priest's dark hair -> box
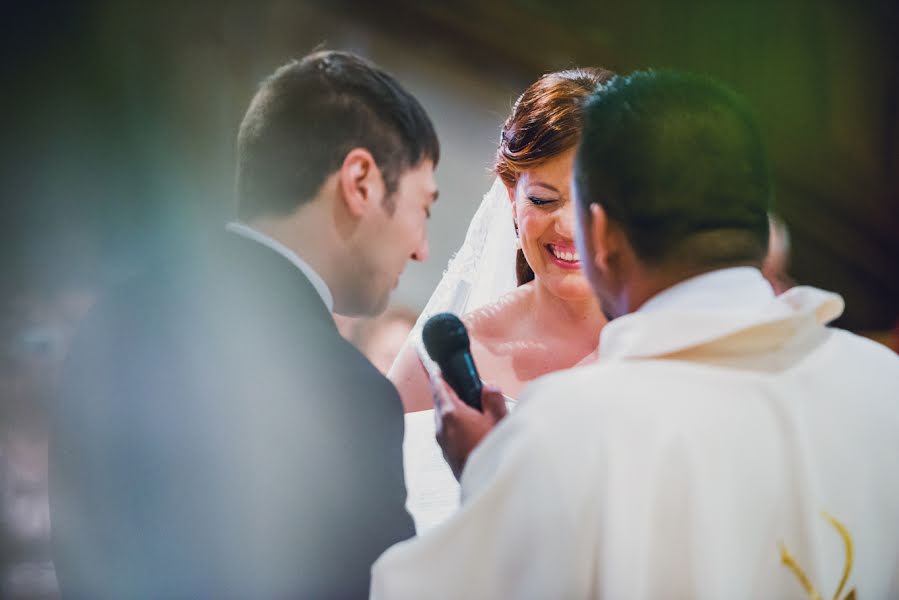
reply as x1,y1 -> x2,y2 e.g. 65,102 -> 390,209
575,70 -> 771,270
236,50 -> 440,220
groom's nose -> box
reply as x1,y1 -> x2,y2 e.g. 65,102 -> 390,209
411,236 -> 429,262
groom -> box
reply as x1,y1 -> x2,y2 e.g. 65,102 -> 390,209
372,71 -> 899,598
50,51 -> 438,598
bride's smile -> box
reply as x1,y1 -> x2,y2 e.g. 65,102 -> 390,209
391,66 -> 614,417
546,243 -> 580,267
511,148 -> 594,300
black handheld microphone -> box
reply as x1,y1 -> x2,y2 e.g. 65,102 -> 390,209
422,313 -> 483,411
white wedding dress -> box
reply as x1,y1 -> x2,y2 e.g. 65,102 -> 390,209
390,178 -> 520,533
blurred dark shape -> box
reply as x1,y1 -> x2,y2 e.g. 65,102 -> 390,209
857,319 -> 899,354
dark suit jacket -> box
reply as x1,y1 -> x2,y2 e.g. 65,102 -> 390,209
49,232 -> 415,599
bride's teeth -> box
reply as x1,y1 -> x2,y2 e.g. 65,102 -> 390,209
551,246 -> 579,262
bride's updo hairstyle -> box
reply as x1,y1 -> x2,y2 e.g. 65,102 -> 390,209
496,67 -> 615,285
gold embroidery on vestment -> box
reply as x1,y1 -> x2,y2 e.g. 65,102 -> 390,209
779,511 -> 857,600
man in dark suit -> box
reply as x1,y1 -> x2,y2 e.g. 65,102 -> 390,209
49,50 -> 439,599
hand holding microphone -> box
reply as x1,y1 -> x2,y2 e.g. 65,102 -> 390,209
422,313 -> 508,479
423,313 -> 484,411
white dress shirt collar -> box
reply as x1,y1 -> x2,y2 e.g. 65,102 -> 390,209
225,222 -> 334,312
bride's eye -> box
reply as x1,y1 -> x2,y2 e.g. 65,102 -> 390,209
527,196 -> 556,206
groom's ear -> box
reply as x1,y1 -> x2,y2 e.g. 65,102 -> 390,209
338,148 -> 386,218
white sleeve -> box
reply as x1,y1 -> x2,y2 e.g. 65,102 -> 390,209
371,407 -> 593,599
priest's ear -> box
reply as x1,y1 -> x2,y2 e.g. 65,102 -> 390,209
587,202 -> 620,272
338,148 -> 386,217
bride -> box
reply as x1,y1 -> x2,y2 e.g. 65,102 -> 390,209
390,67 -> 615,531
391,66 -> 614,410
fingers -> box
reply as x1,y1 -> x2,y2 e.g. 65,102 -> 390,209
433,378 -> 456,418
434,383 -> 509,482
481,385 -> 508,422
440,378 -> 485,416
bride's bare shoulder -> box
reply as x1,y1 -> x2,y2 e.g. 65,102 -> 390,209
463,283 -> 535,344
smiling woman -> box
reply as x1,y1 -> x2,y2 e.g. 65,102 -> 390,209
510,148 -> 593,300
388,67 -> 615,532
389,67 -> 614,415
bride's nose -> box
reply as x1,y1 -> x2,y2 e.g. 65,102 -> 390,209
555,202 -> 575,237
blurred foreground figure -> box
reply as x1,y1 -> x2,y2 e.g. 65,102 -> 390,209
50,50 -> 439,599
372,71 -> 899,599
1,285 -> 94,600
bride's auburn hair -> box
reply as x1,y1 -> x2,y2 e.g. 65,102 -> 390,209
496,67 -> 615,285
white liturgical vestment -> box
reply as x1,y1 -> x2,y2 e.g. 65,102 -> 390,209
372,268 -> 899,599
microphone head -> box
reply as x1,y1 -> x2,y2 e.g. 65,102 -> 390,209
422,313 -> 470,365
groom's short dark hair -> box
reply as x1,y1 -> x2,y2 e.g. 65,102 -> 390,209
575,70 -> 771,269
236,50 -> 440,221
